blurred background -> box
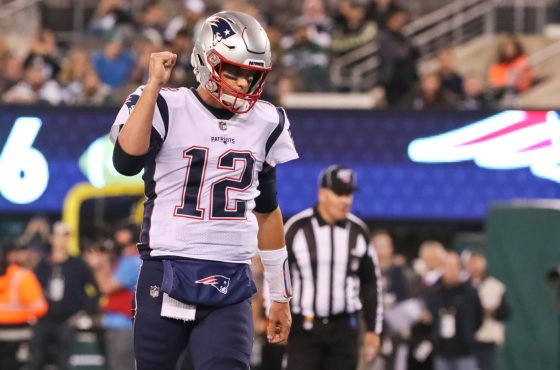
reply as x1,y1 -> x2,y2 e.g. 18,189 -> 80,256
1,0 -> 560,369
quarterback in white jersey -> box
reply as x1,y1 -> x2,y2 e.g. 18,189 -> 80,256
111,11 -> 297,370
110,86 -> 297,263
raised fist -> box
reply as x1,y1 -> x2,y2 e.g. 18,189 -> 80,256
147,51 -> 177,87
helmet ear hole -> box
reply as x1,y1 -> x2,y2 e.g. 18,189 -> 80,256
197,53 -> 204,66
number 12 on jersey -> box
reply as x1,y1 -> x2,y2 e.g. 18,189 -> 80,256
174,146 -> 256,220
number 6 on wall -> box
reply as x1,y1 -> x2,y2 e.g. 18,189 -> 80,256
0,117 -> 49,204
174,147 -> 256,220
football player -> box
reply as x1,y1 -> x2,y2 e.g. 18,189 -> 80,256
109,11 -> 298,370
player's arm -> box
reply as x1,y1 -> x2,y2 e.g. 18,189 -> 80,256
253,166 -> 292,344
254,207 -> 292,345
117,52 -> 176,156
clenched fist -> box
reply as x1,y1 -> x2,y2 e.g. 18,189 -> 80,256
147,51 -> 177,88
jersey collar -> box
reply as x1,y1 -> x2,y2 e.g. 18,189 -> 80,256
313,206 -> 347,228
190,88 -> 235,120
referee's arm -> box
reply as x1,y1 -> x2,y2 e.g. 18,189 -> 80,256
357,247 -> 383,334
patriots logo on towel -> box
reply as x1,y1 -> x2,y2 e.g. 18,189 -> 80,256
195,275 -> 230,294
208,17 -> 236,42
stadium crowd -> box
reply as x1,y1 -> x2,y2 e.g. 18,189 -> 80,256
0,216 -> 510,370
0,0 -> 533,109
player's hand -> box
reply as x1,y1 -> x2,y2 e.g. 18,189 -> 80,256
267,301 -> 291,344
362,332 -> 380,362
147,51 -> 177,88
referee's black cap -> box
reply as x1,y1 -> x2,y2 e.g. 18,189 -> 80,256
319,165 -> 359,196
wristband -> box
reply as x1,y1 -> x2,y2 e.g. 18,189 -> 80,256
258,247 -> 292,302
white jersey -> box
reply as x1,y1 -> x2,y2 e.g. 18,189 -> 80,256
110,86 -> 298,263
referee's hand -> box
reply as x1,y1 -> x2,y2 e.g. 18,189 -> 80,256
267,301 -> 292,344
362,332 -> 381,362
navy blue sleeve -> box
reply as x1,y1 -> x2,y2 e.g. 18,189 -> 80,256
254,165 -> 278,213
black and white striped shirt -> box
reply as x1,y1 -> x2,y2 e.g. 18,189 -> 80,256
285,207 -> 383,334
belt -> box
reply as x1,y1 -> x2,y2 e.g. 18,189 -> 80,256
294,312 -> 353,325
315,313 -> 353,324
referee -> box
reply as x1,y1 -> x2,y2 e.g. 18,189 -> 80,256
285,165 -> 383,370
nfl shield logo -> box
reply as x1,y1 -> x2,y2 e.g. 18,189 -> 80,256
337,169 -> 353,184
219,121 -> 228,131
150,285 -> 160,298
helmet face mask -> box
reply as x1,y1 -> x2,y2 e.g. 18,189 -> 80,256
206,50 -> 269,113
191,11 -> 272,113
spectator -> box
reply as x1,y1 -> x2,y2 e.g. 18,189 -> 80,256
331,0 -> 379,92
138,1 -> 167,46
164,0 -> 206,43
89,0 -> 135,39
2,64 -> 63,105
466,251 -> 510,370
488,35 -> 533,98
23,29 -> 63,81
378,8 -> 418,106
262,24 -> 286,104
0,37 -> 9,58
366,0 -> 402,29
393,252 -> 420,297
416,241 -> 446,288
166,28 -> 197,88
130,37 -> 161,86
0,37 -> 13,71
276,69 -> 299,105
0,242 -> 48,370
403,72 -> 456,110
92,37 -> 135,88
363,230 -> 410,370
15,216 -> 51,253
63,69 -> 114,106
84,223 -> 141,370
29,222 -> 98,370
437,46 -> 463,97
221,0 -> 263,23
6,243 -> 33,270
12,217 -> 50,272
0,55 -> 23,96
301,0 -> 332,48
425,252 -> 482,370
407,240 -> 446,370
136,0 -> 167,47
282,17 -> 330,92
457,72 -> 496,110
58,48 -> 93,87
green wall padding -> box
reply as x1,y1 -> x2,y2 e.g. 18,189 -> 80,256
486,204 -> 560,370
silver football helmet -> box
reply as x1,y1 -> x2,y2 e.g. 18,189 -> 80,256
191,11 -> 272,113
